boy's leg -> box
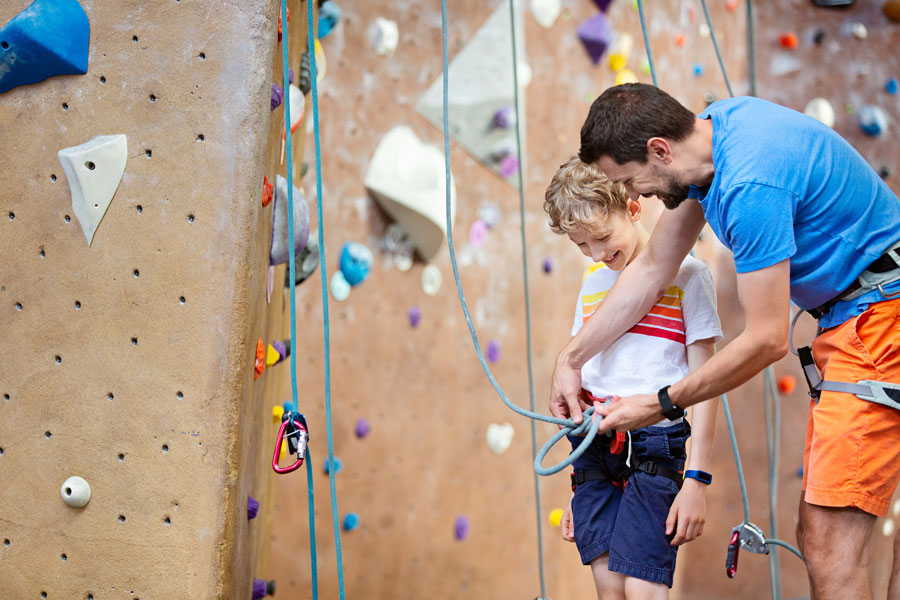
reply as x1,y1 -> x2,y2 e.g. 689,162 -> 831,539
623,576 -> 668,600
589,554 -> 626,600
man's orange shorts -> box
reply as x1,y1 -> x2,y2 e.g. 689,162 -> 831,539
803,297 -> 900,517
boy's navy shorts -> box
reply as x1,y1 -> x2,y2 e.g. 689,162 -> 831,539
567,420 -> 690,588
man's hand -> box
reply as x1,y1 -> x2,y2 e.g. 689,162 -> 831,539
666,478 -> 708,546
549,353 -> 587,425
594,393 -> 662,434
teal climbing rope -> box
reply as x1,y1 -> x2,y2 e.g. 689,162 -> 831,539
303,0 -> 347,596
280,0 -> 319,596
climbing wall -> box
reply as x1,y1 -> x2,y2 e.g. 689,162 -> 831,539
0,0 -> 313,598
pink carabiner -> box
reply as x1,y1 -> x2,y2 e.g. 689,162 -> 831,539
272,417 -> 308,474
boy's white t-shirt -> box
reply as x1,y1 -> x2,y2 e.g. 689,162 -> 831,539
572,254 -> 723,425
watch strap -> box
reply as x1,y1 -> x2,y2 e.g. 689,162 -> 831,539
657,385 -> 685,421
684,469 -> 713,485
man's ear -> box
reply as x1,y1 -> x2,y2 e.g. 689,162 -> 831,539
646,137 -> 673,164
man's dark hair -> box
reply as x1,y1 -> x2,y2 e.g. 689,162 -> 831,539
579,83 -> 697,165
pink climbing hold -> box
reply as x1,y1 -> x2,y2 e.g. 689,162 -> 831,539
499,155 -> 519,178
454,515 -> 470,540
271,84 -> 284,111
469,219 -> 488,248
247,496 -> 259,520
487,340 -> 501,363
409,306 -> 421,328
355,418 -> 371,438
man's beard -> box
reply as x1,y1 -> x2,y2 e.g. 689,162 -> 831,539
651,167 -> 691,210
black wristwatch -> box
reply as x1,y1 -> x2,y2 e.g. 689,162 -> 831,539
657,385 -> 686,421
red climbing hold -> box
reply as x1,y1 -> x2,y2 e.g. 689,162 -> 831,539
262,175 -> 274,208
278,8 -> 290,42
777,375 -> 796,395
254,338 -> 266,380
779,32 -> 798,49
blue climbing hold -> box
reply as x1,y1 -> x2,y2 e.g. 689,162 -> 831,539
0,0 -> 90,94
318,2 -> 341,39
339,242 -> 373,286
323,457 -> 343,475
692,63 -> 703,77
886,78 -> 899,95
858,104 -> 888,136
342,513 -> 360,531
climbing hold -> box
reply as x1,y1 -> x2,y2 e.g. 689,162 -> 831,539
277,7 -> 289,42
491,105 -> 517,129
692,63 -> 703,77
796,465 -> 803,478
478,203 -> 501,228
641,59 -> 651,75
530,0 -> 561,28
725,0 -> 740,10
421,264 -> 442,296
776,375 -> 796,395
262,175 -> 274,207
454,516 -> 470,540
60,476 -> 91,508
486,340 -> 501,363
272,405 -> 285,425
408,306 -> 422,328
339,242 -> 374,286
330,271 -> 351,301
486,422 -> 515,455
265,344 -> 281,367
698,23 -> 710,39
285,232 -> 320,288
248,496 -> 259,520
469,220 -> 489,248
314,39 -> 327,83
371,17 -> 398,56
58,134 -> 127,246
674,33 -> 686,48
323,457 -> 343,475
803,97 -> 835,128
880,166 -> 891,180
0,0 -> 90,94
607,33 -> 633,72
254,338 -> 265,380
283,402 -> 295,413
884,518 -> 896,537
364,126 -> 457,261
499,154 -> 520,178
272,339 -> 290,364
850,22 -> 868,40
885,0 -> 900,22
813,29 -> 826,45
297,52 -> 312,96
355,418 -> 371,438
269,175 -> 310,266
286,85 -> 305,134
548,508 -> 564,527
542,257 -> 553,274
779,32 -> 798,49
593,0 -> 613,11
886,78 -> 899,95
615,69 -> 638,86
577,13 -> 613,65
342,513 -> 360,532
270,84 -> 283,111
858,105 -> 888,136
318,1 -> 341,38
252,579 -> 276,599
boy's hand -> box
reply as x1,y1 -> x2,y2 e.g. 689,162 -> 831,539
549,353 -> 588,426
562,497 -> 575,542
665,478 -> 707,546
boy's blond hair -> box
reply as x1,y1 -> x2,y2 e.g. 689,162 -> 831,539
543,156 -> 629,234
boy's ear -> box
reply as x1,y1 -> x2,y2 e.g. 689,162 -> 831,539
646,137 -> 673,164
627,198 -> 642,222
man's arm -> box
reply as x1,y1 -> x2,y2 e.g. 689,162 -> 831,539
550,199 -> 707,423
594,258 -> 792,432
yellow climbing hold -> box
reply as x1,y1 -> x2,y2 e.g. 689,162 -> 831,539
266,344 -> 282,366
272,405 -> 285,425
548,508 -> 564,527
615,69 -> 638,86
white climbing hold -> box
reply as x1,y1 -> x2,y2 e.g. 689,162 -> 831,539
883,518 -> 895,537
371,18 -> 399,56
699,23 -> 710,39
288,84 -> 305,133
892,499 -> 900,516
486,422 -> 515,455
58,134 -> 127,246
364,126 -> 457,261
850,22 -> 868,40
330,270 -> 351,301
530,0 -> 561,28
421,264 -> 442,296
61,476 -> 91,508
803,97 -> 835,128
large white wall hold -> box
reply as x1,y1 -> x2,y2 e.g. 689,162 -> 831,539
486,422 -> 515,455
60,476 -> 91,508
530,0 -> 561,28
371,18 -> 399,56
803,97 -> 835,128
364,126 -> 456,261
58,134 -> 127,246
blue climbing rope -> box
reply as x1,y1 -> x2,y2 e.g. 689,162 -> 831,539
439,1 -> 603,481
303,0 -> 347,596
280,0 -> 319,596
505,0 -> 546,596
636,0 -> 658,87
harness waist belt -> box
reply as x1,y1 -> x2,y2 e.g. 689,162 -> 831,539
808,241 -> 900,320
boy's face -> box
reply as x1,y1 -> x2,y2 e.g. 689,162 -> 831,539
567,200 -> 643,271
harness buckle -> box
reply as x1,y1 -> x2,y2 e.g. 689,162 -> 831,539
641,461 -> 659,476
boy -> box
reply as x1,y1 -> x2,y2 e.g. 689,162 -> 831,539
544,157 -> 722,598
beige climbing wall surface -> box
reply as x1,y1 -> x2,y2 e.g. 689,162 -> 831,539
0,0 -> 313,598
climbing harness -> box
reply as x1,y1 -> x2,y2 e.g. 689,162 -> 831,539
272,412 -> 309,474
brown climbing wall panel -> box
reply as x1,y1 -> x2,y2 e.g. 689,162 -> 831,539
0,1 -> 312,598
267,1 -> 899,599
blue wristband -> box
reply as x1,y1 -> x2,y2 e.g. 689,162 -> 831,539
683,470 -> 712,485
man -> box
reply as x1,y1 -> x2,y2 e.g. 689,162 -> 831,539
549,83 -> 900,599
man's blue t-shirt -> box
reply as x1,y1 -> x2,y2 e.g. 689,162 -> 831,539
692,97 -> 900,328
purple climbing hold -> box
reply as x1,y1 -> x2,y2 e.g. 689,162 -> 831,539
487,340 -> 501,363
289,68 -> 295,85
491,105 -> 516,129
454,515 -> 470,540
577,13 -> 614,65
247,496 -> 259,520
272,339 -> 290,364
355,418 -> 371,438
409,306 -> 421,328
271,83 -> 284,111
499,155 -> 519,179
593,0 -> 614,12
252,579 -> 275,599
542,257 -> 553,274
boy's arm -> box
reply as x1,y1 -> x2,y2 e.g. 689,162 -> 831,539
666,338 -> 718,546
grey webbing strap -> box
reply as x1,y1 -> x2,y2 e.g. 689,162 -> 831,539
799,344 -> 900,409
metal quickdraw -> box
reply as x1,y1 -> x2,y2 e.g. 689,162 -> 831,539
272,412 -> 309,474
725,522 -> 768,578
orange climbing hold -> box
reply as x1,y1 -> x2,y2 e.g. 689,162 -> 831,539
779,32 -> 798,49
777,375 -> 796,395
262,175 -> 274,207
278,8 -> 290,42
726,0 -> 740,11
674,33 -> 686,48
254,338 -> 266,380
